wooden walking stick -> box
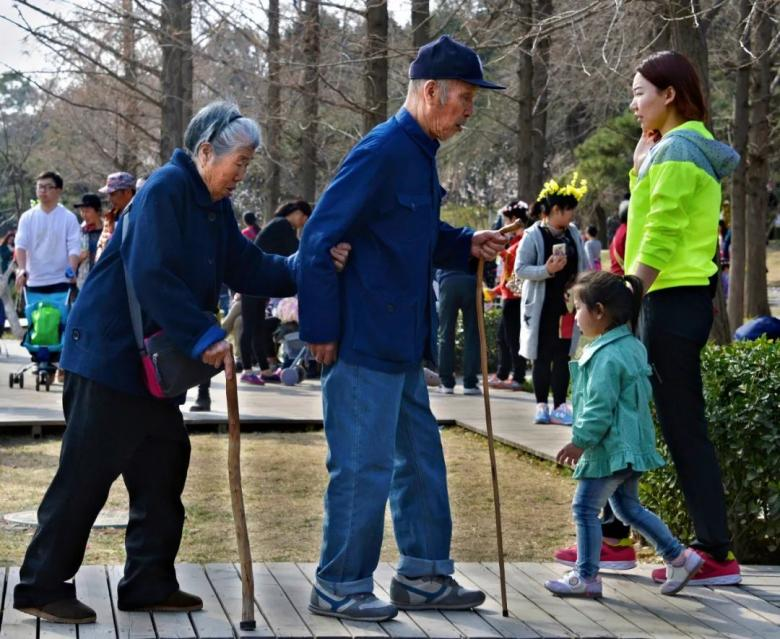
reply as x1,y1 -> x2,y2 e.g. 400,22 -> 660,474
475,219 -> 523,617
226,348 -> 256,630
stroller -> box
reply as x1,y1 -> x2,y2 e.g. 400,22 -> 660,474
271,297 -> 314,385
9,287 -> 71,391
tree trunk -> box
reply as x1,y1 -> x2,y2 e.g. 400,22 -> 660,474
159,0 -> 193,163
664,0 -> 710,115
363,0 -> 388,134
530,0 -> 550,196
745,0 -> 773,317
266,0 -> 282,217
515,0 -> 533,202
411,0 -> 429,49
300,0 -> 320,203
728,0 -> 751,330
120,0 -> 140,174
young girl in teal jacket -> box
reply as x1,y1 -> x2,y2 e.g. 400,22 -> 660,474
544,271 -> 703,598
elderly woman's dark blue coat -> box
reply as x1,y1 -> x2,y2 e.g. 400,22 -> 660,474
60,149 -> 296,397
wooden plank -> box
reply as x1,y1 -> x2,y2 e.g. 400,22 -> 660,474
373,563 -> 461,639
452,565 -> 539,639
677,586 -> 780,639
711,585 -> 780,627
107,566 -> 156,639
742,586 -> 780,601
600,571 -> 728,639
174,564 -> 233,639
203,564 -> 273,638
251,564 -> 311,638
489,562 -> 607,638
0,567 -> 39,639
291,564 -> 384,639
150,611 -> 196,639
528,563 -> 645,639
266,563 -> 349,638
457,563 -> 566,639
630,564 -> 767,639
75,565 -> 117,639
741,565 -> 780,575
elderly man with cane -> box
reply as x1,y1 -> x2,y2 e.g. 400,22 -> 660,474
298,35 -> 507,622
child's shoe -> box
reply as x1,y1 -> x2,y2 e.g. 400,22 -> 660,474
652,549 -> 741,586
549,404 -> 573,425
544,571 -> 602,598
534,403 -> 550,424
240,372 -> 265,386
661,548 -> 705,595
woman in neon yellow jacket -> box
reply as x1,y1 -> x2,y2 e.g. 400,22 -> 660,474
628,52 -> 740,585
552,51 -> 743,586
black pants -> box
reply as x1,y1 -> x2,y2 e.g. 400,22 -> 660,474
240,296 -> 269,370
533,309 -> 571,406
14,373 -> 190,608
601,287 -> 732,559
496,298 -> 527,381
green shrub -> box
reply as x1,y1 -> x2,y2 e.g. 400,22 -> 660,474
640,337 -> 780,563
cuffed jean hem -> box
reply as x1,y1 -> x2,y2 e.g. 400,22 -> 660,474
316,574 -> 375,596
397,554 -> 454,578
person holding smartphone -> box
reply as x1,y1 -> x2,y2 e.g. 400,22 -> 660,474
515,176 -> 590,425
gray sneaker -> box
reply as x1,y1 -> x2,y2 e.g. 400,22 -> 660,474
390,574 -> 486,610
309,584 -> 397,621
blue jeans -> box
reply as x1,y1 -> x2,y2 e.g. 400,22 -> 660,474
573,469 -> 683,578
317,359 -> 454,595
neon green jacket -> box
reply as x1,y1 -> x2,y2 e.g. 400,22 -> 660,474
625,121 -> 739,293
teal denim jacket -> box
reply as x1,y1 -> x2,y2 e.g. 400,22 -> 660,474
569,324 -> 665,479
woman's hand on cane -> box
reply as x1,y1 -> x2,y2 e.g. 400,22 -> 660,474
202,339 -> 235,380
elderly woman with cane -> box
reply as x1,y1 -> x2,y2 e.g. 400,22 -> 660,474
13,101 -> 349,624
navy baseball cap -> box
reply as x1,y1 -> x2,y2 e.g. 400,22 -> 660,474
409,35 -> 505,90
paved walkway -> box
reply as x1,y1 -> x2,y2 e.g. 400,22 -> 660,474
0,338 -> 570,462
1,562 -> 778,639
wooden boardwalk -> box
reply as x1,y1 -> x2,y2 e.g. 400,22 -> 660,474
1,563 -> 778,639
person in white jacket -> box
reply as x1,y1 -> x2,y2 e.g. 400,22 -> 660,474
514,176 -> 589,425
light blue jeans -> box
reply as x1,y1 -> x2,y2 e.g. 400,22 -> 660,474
573,468 -> 683,578
316,359 -> 454,595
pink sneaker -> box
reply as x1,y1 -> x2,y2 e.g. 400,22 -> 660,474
661,548 -> 705,595
240,372 -> 265,386
554,540 -> 637,570
652,550 -> 741,586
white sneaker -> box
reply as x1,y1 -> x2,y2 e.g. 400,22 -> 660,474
437,385 -> 454,395
462,386 -> 481,396
661,548 -> 705,595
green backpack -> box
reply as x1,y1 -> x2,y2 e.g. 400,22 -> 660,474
30,303 -> 62,346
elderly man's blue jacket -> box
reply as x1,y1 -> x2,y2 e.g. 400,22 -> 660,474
297,108 -> 474,373
60,149 -> 297,397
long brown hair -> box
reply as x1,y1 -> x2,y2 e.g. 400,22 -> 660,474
636,51 -> 707,123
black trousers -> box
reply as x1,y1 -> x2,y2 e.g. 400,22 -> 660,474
533,309 -> 571,406
239,296 -> 269,370
496,298 -> 527,381
601,287 -> 732,559
14,373 -> 190,608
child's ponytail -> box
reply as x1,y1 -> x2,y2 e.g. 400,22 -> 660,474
623,274 -> 644,334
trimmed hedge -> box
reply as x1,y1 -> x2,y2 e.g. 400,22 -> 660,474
639,337 -> 780,563
453,306 -> 502,372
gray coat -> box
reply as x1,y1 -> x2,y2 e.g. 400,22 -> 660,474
513,221 -> 589,360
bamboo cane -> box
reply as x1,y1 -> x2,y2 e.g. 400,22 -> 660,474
475,219 -> 522,617
226,349 -> 256,630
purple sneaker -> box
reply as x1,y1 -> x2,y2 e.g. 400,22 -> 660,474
240,372 -> 265,386
544,571 -> 602,598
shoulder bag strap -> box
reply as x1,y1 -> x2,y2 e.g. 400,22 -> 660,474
120,203 -> 145,354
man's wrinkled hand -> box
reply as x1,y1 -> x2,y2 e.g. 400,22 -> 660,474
202,339 -> 234,380
330,243 -> 352,273
471,230 -> 507,261
309,342 -> 338,366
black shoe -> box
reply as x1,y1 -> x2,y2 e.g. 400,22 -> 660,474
16,598 -> 97,624
119,589 -> 203,612
235,359 -> 244,373
189,389 -> 211,412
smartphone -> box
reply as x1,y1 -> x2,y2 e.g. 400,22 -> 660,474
552,243 -> 566,257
